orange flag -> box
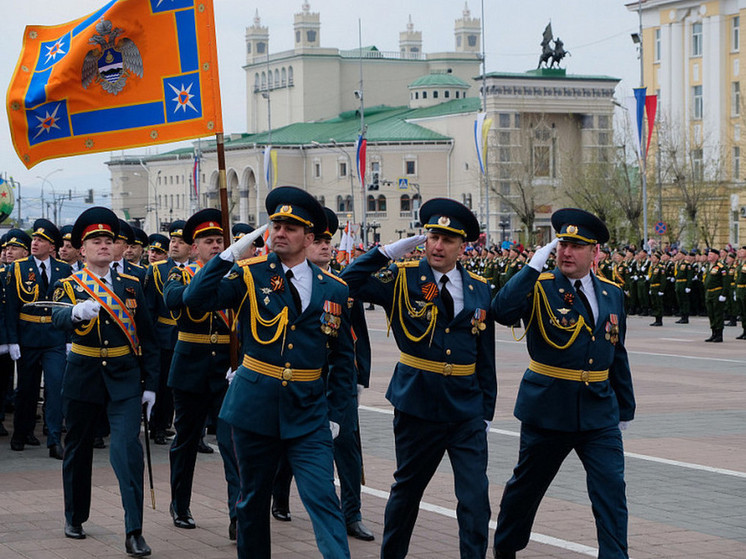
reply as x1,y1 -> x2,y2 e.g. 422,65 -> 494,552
6,0 -> 223,169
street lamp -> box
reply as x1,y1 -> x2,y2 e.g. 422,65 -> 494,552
37,168 -> 62,220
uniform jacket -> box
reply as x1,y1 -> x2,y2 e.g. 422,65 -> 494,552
163,261 -> 231,394
333,268 -> 371,388
5,256 -> 72,347
51,269 -> 159,403
182,252 -> 356,439
143,258 -> 179,349
493,265 -> 635,432
124,260 -> 146,282
341,249 -> 497,423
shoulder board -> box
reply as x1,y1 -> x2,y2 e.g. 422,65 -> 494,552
321,268 -> 347,285
129,262 -> 144,269
539,272 -> 554,280
153,259 -> 169,266
598,275 -> 622,288
238,254 -> 269,267
14,256 -> 29,263
60,276 -> 75,283
395,260 -> 420,268
118,272 -> 140,282
468,271 -> 487,283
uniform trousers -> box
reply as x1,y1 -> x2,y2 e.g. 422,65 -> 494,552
62,395 -> 144,534
382,411 -> 490,559
494,423 -> 628,559
170,387 -> 238,519
12,345 -> 65,447
150,348 -> 174,435
231,423 -> 350,559
705,297 -> 725,331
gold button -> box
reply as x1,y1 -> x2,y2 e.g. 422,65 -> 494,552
318,274 -> 323,280
445,328 -> 450,333
442,363 -> 453,376
420,275 -> 426,281
210,333 -> 219,343
104,340 -> 109,346
101,361 -> 107,366
588,358 -> 594,364
282,368 -> 293,381
100,348 -> 108,358
270,263 -> 276,269
211,351 -> 216,356
282,381 -> 288,386
290,325 -> 296,331
446,349 -> 451,355
287,343 -> 293,350
105,320 -> 110,325
285,362 -> 291,367
591,336 -> 595,341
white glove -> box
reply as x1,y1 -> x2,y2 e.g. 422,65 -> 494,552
484,420 -> 491,433
357,384 -> 364,399
65,343 -> 72,355
632,275 -> 638,281
657,292 -> 664,297
618,421 -> 630,431
0,344 -> 8,356
226,368 -> 236,385
142,390 -> 156,421
685,288 -> 691,293
718,295 -> 726,302
528,238 -> 559,272
9,344 -> 21,361
72,299 -> 101,322
381,234 -> 427,261
329,421 -> 340,439
221,224 -> 268,262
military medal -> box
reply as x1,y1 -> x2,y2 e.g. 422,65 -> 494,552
270,275 -> 284,292
28,272 -> 36,283
421,282 -> 438,301
471,308 -> 487,334
320,300 -> 341,336
609,314 -> 619,344
563,292 -> 575,305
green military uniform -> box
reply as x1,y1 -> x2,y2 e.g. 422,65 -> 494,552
703,255 -> 728,342
674,256 -> 693,323
648,256 -> 665,326
735,256 -> 746,339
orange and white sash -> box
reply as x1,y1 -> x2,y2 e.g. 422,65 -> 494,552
70,269 -> 139,352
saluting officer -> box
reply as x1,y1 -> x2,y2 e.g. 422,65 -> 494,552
6,219 -> 71,458
341,198 -> 497,559
162,209 -> 241,540
182,187 -> 355,559
51,207 -> 158,557
491,208 -> 635,559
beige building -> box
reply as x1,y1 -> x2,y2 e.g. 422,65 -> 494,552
632,0 -> 746,247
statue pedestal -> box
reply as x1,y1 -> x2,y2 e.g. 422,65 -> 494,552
526,68 -> 567,77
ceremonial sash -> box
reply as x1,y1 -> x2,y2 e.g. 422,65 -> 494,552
70,269 -> 139,353
183,262 -> 231,329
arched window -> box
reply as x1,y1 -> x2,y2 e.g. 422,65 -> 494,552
288,66 -> 294,85
274,69 -> 280,86
377,194 -> 387,212
254,73 -> 260,91
261,72 -> 266,90
337,195 -> 344,212
281,67 -> 287,86
412,193 -> 421,212
367,195 -> 376,212
268,70 -> 273,89
345,195 -> 353,211
400,194 -> 410,212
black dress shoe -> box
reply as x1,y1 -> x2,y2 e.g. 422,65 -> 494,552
49,443 -> 64,460
93,437 -> 106,449
346,520 -> 375,541
229,517 -> 237,541
494,550 -> 516,559
10,439 -> 24,451
64,521 -> 86,539
153,432 -> 167,445
164,429 -> 175,437
271,498 -> 291,522
125,532 -> 151,557
25,434 -> 41,446
169,502 -> 196,529
197,439 -> 214,454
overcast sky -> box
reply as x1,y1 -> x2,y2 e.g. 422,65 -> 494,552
0,0 -> 642,224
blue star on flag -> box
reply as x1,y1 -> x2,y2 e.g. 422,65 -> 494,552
168,82 -> 197,114
163,73 -> 203,123
44,38 -> 66,64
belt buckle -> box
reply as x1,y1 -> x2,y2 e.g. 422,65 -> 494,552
581,370 -> 590,385
442,363 -> 453,376
210,333 -> 219,344
100,348 -> 109,358
282,368 -> 293,381
40,316 -> 49,323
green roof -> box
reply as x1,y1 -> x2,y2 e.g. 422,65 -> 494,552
409,73 -> 470,89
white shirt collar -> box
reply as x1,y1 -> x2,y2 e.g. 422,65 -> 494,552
34,256 -> 51,269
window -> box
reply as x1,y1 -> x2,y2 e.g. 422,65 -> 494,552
733,82 -> 741,116
367,195 -> 376,212
316,195 -> 325,206
455,91 -> 460,98
692,22 -> 702,56
499,113 -> 511,128
692,85 -> 703,119
307,30 -> 317,43
288,66 -> 294,85
415,92 -> 419,99
281,68 -> 287,86
692,148 -> 704,181
257,41 -> 266,54
599,132 -> 610,146
462,193 -> 472,209
734,146 -> 741,179
499,131 -> 510,145
371,161 -> 381,190
247,42 -> 252,54
533,145 -> 551,177
268,71 -> 273,89
336,195 -> 345,212
377,195 -> 387,213
444,90 -> 450,98
261,72 -> 266,90
598,115 -> 610,129
499,147 -> 510,162
274,69 -> 279,86
405,160 -> 416,175
733,16 -> 740,52
254,73 -> 259,90
422,91 -> 427,99
314,162 -> 321,178
339,161 -> 347,178
654,28 -> 661,62
400,194 -> 411,212
433,90 -> 438,99
295,30 -> 301,43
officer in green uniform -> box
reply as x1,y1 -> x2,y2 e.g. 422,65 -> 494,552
735,246 -> 746,339
491,208 -> 635,559
703,248 -> 728,342
674,251 -> 694,324
52,207 -> 158,557
648,251 -> 665,326
182,186 -> 355,559
634,250 -> 650,315
724,251 -> 738,326
341,198 -> 496,559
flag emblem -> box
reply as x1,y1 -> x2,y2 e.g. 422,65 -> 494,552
82,19 -> 143,95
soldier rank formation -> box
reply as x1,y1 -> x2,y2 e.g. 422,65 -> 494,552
0,196 -> 742,559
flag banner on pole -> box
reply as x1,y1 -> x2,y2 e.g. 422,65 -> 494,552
7,0 -> 223,169
474,112 -> 493,174
623,95 -> 641,158
192,155 -> 200,198
355,135 -> 366,185
0,176 -> 15,223
644,94 -> 657,160
263,145 -> 277,189
632,88 -> 647,159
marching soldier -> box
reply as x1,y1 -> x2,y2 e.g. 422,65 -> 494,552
59,225 -> 85,271
648,251 -> 665,326
703,248 -> 729,342
182,186 -> 355,558
6,219 -> 71,458
126,227 -> 149,267
52,207 -> 158,557
341,198 -> 497,559
112,219 -> 146,282
491,208 -> 635,559
735,246 -> 746,340
146,234 -> 169,265
162,209 -> 241,539
634,250 -> 650,316
674,251 -> 694,324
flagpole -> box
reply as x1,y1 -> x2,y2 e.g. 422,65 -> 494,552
480,0 -> 490,247
638,0 -> 648,250
216,132 -> 239,372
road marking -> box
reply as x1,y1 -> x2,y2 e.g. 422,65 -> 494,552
359,405 -> 746,479
659,337 -> 693,342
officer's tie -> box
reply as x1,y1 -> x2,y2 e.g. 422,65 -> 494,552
574,279 -> 595,329
112,262 -> 119,274
39,262 -> 49,295
285,270 -> 303,314
440,275 -> 454,322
